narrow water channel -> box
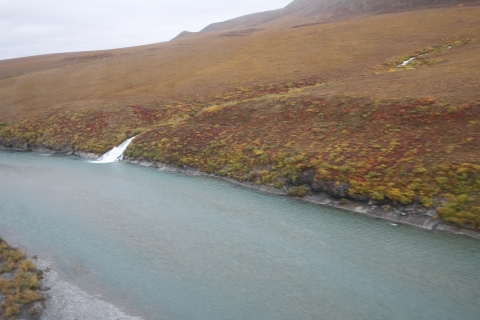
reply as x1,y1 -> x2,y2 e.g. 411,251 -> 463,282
0,151 -> 479,320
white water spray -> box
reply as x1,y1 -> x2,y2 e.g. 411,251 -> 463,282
397,57 -> 415,67
90,137 -> 135,164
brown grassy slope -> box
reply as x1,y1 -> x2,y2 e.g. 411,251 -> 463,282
310,38 -> 480,103
200,0 -> 479,32
1,5 -> 479,122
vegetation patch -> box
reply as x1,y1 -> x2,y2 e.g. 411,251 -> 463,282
378,38 -> 475,73
287,185 -> 311,197
0,238 -> 44,319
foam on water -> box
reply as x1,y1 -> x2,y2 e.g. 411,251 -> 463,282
91,137 -> 135,164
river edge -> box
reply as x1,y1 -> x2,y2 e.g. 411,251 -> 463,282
122,157 -> 480,240
1,144 -> 480,240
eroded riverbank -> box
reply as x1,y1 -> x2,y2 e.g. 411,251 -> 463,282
125,157 -> 480,240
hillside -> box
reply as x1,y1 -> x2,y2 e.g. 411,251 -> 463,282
1,0 -> 479,232
199,0 -> 480,32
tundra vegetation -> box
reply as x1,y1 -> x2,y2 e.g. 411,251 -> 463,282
0,238 -> 44,319
0,1 -> 479,232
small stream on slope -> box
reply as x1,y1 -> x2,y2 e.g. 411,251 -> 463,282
0,150 -> 480,320
90,136 -> 135,164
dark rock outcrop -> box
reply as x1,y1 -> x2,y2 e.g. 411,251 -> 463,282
311,180 -> 350,199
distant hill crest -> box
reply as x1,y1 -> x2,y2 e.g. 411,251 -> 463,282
198,0 -> 479,34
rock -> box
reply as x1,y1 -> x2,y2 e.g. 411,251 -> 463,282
425,210 -> 436,217
74,151 -> 99,159
291,169 -> 316,186
13,142 -> 29,151
311,180 -> 350,198
0,272 -> 14,281
0,142 -> 13,150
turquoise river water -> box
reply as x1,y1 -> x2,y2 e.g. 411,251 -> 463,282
0,151 -> 479,320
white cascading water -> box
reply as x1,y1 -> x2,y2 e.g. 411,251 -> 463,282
398,57 -> 415,67
90,137 -> 135,164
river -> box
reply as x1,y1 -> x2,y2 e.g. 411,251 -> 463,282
0,151 -> 479,320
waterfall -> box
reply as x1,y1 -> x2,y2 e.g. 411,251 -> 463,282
90,137 -> 135,164
397,57 -> 415,67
